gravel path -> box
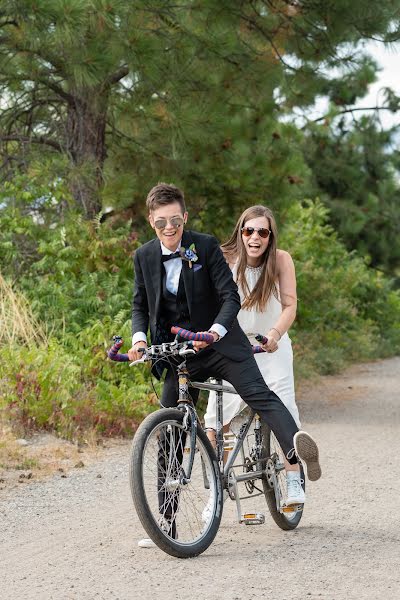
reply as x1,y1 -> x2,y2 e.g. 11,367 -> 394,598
1,357 -> 399,600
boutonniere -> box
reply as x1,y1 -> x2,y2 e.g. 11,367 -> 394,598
179,243 -> 198,269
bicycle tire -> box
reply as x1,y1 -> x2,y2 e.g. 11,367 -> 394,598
130,408 -> 223,558
259,423 -> 304,530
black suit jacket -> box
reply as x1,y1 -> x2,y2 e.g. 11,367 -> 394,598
131,229 -> 252,363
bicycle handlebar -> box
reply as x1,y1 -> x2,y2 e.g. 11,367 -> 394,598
107,327 -> 267,363
170,326 -> 215,344
172,327 -> 267,352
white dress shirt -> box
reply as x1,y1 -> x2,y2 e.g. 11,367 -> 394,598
132,240 -> 227,346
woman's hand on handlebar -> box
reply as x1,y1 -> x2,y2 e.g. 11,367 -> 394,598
128,341 -> 148,362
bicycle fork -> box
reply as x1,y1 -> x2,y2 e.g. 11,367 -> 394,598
176,365 -> 198,484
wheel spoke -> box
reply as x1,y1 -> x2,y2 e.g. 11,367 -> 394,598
136,418 -> 219,546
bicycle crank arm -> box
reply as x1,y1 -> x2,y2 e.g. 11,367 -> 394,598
234,470 -> 264,483
228,471 -> 266,526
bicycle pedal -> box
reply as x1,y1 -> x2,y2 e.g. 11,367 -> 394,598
223,432 -> 236,451
282,504 -> 303,513
240,512 -> 265,525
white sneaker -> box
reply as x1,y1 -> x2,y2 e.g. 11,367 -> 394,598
285,472 -> 305,505
138,517 -> 176,548
138,537 -> 156,548
293,431 -> 322,481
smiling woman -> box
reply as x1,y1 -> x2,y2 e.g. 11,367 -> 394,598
204,204 -> 305,507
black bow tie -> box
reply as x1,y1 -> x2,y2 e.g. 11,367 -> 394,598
162,251 -> 181,263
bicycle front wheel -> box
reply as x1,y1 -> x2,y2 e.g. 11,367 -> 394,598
260,423 -> 304,530
130,408 -> 223,558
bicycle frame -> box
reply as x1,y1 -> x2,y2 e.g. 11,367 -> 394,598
108,334 -> 301,530
177,366 -> 302,522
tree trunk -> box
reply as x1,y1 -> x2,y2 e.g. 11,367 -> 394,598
66,90 -> 109,219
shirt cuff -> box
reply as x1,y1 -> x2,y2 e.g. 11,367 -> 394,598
209,323 -> 227,341
132,332 -> 147,346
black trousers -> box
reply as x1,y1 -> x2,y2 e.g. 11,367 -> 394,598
160,347 -> 299,464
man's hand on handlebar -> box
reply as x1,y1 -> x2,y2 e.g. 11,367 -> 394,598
128,341 -> 148,362
192,330 -> 219,351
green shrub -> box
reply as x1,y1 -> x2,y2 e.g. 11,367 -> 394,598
0,321 -> 161,439
281,201 -> 400,376
1,192 -> 399,438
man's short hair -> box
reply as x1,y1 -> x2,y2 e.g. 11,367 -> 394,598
146,182 -> 186,213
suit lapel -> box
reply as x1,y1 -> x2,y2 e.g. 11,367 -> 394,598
149,239 -> 163,318
181,230 -> 194,310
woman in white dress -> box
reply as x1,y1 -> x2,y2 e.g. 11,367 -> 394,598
204,204 -> 304,505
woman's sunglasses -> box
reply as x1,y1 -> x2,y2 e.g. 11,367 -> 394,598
241,226 -> 271,239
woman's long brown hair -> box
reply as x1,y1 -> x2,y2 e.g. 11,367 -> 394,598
221,205 -> 279,311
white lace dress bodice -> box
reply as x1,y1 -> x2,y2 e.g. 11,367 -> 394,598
234,263 -> 288,345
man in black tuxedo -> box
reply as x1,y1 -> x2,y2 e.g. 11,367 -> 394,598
129,183 -> 321,546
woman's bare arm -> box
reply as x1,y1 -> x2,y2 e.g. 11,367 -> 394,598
266,249 -> 297,343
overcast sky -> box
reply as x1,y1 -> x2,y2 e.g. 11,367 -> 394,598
308,41 -> 400,130
358,41 -> 400,129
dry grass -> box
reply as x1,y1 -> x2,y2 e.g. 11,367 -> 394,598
0,421 -> 123,493
0,425 -> 30,470
0,273 -> 48,346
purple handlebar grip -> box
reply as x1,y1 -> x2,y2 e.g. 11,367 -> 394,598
107,338 -> 130,362
171,326 -> 214,344
253,345 -> 266,354
255,333 -> 268,345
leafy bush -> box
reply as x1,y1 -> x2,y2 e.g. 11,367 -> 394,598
1,191 -> 399,438
0,323 -> 161,439
280,201 -> 400,375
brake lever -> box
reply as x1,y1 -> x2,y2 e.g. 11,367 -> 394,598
179,347 -> 196,356
129,356 -> 147,366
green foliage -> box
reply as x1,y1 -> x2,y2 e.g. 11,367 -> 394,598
0,175 -> 137,334
1,196 -> 399,438
26,215 -> 135,333
0,322 -> 161,438
280,201 -> 400,375
302,116 -> 400,275
2,0 -> 400,225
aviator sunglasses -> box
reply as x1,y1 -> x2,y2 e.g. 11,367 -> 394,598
241,226 -> 271,239
154,216 -> 185,229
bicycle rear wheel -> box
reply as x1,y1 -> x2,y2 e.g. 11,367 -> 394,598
130,408 -> 223,558
259,423 -> 304,530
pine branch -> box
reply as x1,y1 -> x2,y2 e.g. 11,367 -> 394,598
311,105 -> 399,124
36,78 -> 76,105
106,66 -> 130,86
0,134 -> 63,152
0,20 -> 18,28
106,123 -> 165,158
236,10 -> 298,72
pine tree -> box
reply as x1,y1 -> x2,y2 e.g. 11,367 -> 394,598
1,0 -> 400,220
302,115 -> 400,274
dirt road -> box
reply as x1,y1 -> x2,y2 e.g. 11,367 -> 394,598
1,357 -> 399,600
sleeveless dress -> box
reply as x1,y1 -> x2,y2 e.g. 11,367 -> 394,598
203,263 -> 301,428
